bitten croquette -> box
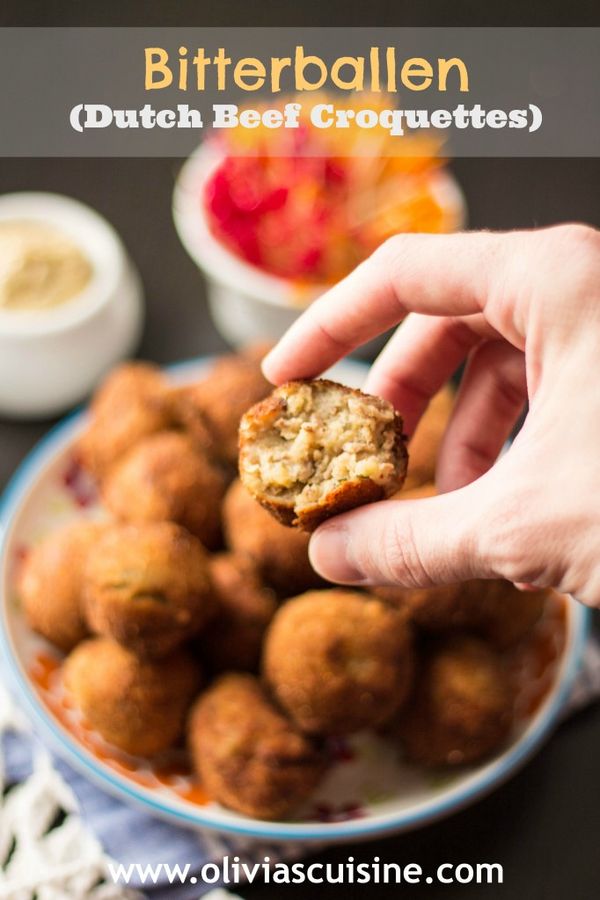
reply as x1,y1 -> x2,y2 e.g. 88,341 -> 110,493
223,480 -> 324,596
19,521 -> 104,652
397,634 -> 513,766
63,638 -> 202,756
101,431 -> 227,550
263,590 -> 415,735
188,673 -> 326,820
239,379 -> 408,531
84,522 -> 214,658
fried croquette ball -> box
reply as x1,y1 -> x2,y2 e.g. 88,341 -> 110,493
263,590 -> 414,735
84,522 -> 214,658
223,480 -> 324,596
78,362 -> 174,479
470,581 -> 548,650
102,431 -> 226,550
174,348 -> 271,466
19,522 -> 103,652
188,673 -> 326,819
374,579 -> 546,649
398,635 -> 513,766
403,385 -> 454,490
197,554 -> 277,673
373,582 -> 473,632
239,379 -> 408,532
63,638 -> 202,756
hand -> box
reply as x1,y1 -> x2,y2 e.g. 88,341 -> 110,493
262,224 -> 600,607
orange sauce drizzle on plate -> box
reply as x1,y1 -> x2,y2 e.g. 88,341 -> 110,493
28,592 -> 568,807
28,652 -> 210,805
507,591 -> 567,719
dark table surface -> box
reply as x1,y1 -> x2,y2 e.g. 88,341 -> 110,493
2,3 -> 600,897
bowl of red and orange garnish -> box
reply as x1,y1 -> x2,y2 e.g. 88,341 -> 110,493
173,97 -> 466,347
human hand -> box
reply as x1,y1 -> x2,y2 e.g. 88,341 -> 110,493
262,225 -> 600,606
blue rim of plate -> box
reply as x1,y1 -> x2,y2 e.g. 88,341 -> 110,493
0,356 -> 591,842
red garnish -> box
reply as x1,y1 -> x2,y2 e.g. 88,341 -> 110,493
312,801 -> 365,822
202,111 -> 456,285
63,456 -> 98,508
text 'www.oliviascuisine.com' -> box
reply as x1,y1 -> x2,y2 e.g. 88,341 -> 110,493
107,855 -> 504,888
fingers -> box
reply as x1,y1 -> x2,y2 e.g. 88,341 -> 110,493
436,341 -> 527,493
364,313 -> 485,434
308,480 -> 497,586
263,230 -> 511,384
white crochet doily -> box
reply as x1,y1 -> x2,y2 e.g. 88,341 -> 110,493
0,681 -> 142,900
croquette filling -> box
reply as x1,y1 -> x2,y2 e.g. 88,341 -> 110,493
243,383 -> 399,511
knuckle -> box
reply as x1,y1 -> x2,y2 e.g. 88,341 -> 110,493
352,510 -> 423,586
496,370 -> 526,411
486,359 -> 526,415
313,316 -> 352,356
550,221 -> 600,250
475,488 -> 541,584
372,234 -> 405,266
377,512 -> 432,587
546,223 -> 600,274
370,234 -> 415,285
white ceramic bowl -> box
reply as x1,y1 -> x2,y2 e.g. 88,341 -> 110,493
0,356 -> 589,843
0,193 -> 144,418
172,145 -> 466,348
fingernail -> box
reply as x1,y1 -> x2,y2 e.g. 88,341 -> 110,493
309,525 -> 366,584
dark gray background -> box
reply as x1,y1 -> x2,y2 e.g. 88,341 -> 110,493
1,3 -> 599,899
1,27 -> 598,157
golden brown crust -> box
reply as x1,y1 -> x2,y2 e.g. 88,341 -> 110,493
263,590 -> 415,736
373,582 -> 470,630
197,554 -> 277,673
292,477 -> 389,531
188,673 -> 326,820
403,385 -> 455,491
239,390 -> 286,433
222,480 -> 325,596
78,362 -> 174,480
174,351 -> 271,466
83,522 -> 215,659
239,379 -> 408,533
374,579 -> 547,649
101,431 -> 227,550
466,580 -> 547,650
19,522 -> 104,653
253,472 -> 389,530
397,635 -> 513,767
63,638 -> 202,757
167,384 -> 219,457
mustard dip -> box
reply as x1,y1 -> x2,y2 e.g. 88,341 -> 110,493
0,220 -> 92,311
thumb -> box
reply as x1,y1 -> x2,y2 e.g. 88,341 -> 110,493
309,485 -> 495,587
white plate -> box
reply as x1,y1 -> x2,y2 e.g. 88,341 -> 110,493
0,357 -> 589,843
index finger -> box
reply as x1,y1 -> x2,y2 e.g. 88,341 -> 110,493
262,230 -> 508,384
